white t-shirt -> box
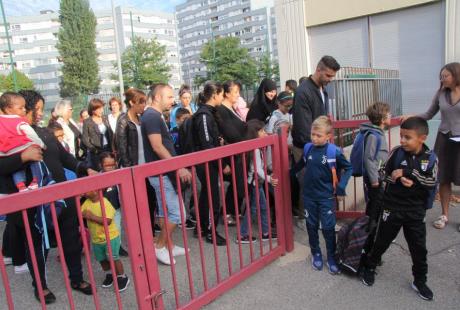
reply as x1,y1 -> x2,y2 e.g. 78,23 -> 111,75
98,123 -> 108,146
136,123 -> 145,165
108,113 -> 118,133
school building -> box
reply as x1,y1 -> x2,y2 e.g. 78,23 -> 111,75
274,0 -> 459,114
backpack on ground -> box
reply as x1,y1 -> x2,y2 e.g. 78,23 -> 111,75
178,117 -> 195,154
336,215 -> 370,274
350,129 -> 382,177
391,147 -> 438,209
303,142 -> 339,192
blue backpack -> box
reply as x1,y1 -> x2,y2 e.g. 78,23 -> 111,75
303,143 -> 339,192
391,147 -> 438,209
350,129 -> 382,177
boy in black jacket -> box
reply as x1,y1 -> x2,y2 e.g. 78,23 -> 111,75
361,117 -> 437,301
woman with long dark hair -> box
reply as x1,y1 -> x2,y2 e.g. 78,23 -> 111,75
193,81 -> 227,246
417,62 -> 460,230
215,80 -> 247,225
246,78 -> 277,122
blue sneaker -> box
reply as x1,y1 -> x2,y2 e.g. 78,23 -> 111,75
311,253 -> 323,271
327,257 -> 340,275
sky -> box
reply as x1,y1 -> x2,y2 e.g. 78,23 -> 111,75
4,0 -> 186,16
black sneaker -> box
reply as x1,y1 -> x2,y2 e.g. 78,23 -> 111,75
206,232 -> 226,246
412,282 -> 433,301
262,232 -> 277,241
119,246 -> 129,257
102,274 -> 113,288
179,219 -> 195,230
154,224 -> 162,233
361,267 -> 375,286
238,235 -> 257,244
34,289 -> 56,304
117,275 -> 130,292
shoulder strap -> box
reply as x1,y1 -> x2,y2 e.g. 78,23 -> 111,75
426,150 -> 437,170
326,144 -> 339,192
392,146 -> 406,170
303,143 -> 314,161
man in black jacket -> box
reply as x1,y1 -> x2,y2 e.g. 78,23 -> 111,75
291,55 -> 340,220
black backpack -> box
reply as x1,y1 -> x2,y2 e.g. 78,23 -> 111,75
336,215 -> 370,274
178,117 -> 196,154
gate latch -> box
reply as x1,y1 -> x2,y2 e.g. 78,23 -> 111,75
146,289 -> 166,308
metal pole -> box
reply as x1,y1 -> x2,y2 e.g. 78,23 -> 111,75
111,0 -> 124,102
129,11 -> 138,88
0,0 -> 17,91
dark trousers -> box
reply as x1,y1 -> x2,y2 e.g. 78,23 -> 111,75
146,179 -> 158,234
197,162 -> 221,234
363,183 -> 384,255
304,198 -> 336,258
365,208 -> 428,284
6,213 -> 49,290
25,224 -> 49,290
58,201 -> 84,285
2,223 -> 26,266
223,155 -> 245,216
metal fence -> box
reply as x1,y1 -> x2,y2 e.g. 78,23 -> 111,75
328,67 -> 402,121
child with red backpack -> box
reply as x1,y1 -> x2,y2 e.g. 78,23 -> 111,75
292,116 -> 352,274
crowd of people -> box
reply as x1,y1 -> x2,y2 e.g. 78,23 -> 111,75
0,56 -> 459,305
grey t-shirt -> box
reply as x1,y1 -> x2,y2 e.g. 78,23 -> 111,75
140,107 -> 176,163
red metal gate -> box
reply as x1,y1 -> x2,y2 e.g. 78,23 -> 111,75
0,130 -> 292,309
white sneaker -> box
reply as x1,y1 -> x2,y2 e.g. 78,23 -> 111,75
3,256 -> 12,265
14,263 -> 29,274
155,247 -> 175,265
172,245 -> 189,257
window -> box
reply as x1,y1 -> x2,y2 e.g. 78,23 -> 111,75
19,37 -> 28,44
39,46 -> 48,52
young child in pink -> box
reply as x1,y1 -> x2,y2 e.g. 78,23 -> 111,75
0,92 -> 45,191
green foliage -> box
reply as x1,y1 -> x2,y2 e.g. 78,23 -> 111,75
0,70 -> 34,92
57,0 -> 100,97
257,53 -> 280,82
196,37 -> 258,87
113,36 -> 171,91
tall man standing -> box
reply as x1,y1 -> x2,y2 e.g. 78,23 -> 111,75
141,83 -> 192,265
291,56 -> 340,222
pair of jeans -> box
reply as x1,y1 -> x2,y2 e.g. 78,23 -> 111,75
12,161 -> 42,188
149,175 -> 182,225
304,198 -> 336,258
240,185 -> 269,237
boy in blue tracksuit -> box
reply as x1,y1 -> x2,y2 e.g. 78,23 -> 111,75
293,116 -> 353,274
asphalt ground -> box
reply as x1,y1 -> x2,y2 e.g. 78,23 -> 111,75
1,200 -> 459,309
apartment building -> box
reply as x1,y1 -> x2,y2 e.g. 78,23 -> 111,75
176,0 -> 278,87
0,7 -> 181,109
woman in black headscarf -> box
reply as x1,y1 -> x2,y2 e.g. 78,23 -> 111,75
246,78 -> 278,122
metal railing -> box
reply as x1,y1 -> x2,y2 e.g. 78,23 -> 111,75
328,67 -> 402,121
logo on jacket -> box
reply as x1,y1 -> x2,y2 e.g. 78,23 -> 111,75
322,155 -> 327,165
421,160 -> 429,171
400,160 -> 408,166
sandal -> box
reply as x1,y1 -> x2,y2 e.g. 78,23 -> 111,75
71,280 -> 93,295
433,215 -> 448,229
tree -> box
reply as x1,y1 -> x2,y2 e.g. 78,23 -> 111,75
257,53 -> 280,82
113,36 -> 171,91
195,37 -> 258,87
57,0 -> 99,97
0,70 -> 34,92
